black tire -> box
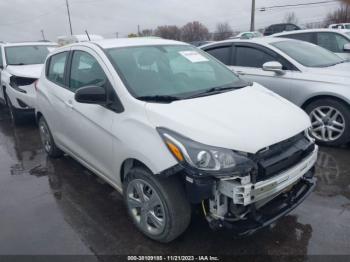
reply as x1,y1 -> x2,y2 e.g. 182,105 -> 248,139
123,167 -> 191,243
5,94 -> 23,125
38,116 -> 63,158
305,98 -> 350,146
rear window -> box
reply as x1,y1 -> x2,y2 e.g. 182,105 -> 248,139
272,40 -> 343,67
5,45 -> 55,65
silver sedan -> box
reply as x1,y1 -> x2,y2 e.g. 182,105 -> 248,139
201,38 -> 350,146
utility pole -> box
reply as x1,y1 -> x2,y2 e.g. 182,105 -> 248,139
41,29 -> 46,41
116,32 -> 119,38
65,0 -> 73,35
137,25 -> 140,36
250,0 -> 255,31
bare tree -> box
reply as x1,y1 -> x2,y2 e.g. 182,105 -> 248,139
213,22 -> 233,41
284,12 -> 299,24
181,21 -> 210,42
140,29 -> 153,37
154,25 -> 181,40
325,3 -> 350,25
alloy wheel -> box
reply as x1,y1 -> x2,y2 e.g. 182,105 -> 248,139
126,179 -> 166,236
39,121 -> 52,153
309,106 -> 345,142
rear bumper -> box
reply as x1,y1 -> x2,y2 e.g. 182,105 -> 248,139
217,170 -> 316,236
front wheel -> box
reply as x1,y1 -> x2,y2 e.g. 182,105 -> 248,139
123,167 -> 191,243
305,98 -> 350,146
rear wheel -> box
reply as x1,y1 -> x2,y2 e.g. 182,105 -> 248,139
123,167 -> 191,243
305,98 -> 350,146
38,116 -> 63,158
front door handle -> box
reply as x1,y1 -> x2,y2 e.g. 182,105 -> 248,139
65,100 -> 74,109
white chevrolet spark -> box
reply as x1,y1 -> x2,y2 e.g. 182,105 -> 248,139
36,38 -> 318,242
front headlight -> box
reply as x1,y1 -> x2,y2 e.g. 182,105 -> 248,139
157,127 -> 254,175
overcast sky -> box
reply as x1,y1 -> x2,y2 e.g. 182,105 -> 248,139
0,0 -> 341,42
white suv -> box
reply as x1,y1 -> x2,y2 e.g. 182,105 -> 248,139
36,38 -> 318,242
0,42 -> 57,123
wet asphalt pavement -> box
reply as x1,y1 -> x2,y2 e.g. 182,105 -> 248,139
0,108 -> 349,261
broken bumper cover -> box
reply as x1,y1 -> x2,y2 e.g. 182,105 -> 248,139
219,146 -> 318,206
220,172 -> 316,236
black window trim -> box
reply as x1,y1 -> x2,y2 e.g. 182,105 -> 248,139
232,42 -> 299,72
0,46 -> 3,67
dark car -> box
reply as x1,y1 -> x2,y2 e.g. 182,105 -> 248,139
264,23 -> 301,36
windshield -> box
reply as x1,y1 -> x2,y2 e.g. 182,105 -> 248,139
271,40 -> 344,67
106,45 -> 246,100
5,45 -> 55,65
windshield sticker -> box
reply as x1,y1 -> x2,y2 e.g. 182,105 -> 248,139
179,51 -> 209,63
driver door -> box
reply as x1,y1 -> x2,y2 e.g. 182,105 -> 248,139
60,47 -> 116,180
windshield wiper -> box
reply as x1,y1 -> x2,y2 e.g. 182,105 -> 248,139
137,95 -> 181,103
184,83 -> 250,100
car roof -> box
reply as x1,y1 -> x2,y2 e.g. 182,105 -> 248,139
200,37 -> 290,48
2,42 -> 58,47
87,38 -> 188,49
273,28 -> 350,36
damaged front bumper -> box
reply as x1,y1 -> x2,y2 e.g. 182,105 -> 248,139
204,146 -> 318,235
209,173 -> 316,236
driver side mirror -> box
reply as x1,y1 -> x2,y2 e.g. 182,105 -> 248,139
262,61 -> 285,75
0,65 -> 3,70
343,43 -> 350,52
75,85 -> 107,105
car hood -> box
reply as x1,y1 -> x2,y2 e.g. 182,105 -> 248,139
6,64 -> 43,79
145,83 -> 311,154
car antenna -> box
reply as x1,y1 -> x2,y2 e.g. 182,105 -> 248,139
85,30 -> 91,41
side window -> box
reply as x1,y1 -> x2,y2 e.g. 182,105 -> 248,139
284,33 -> 314,43
316,33 -> 346,53
47,52 -> 68,86
206,46 -> 232,65
335,34 -> 349,52
69,51 -> 108,92
285,24 -> 296,31
235,46 -> 275,68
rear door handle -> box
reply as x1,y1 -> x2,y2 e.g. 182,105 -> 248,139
65,100 -> 74,109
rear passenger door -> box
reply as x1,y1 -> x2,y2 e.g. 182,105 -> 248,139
230,43 -> 298,99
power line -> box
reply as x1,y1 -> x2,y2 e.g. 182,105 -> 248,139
0,6 -> 64,27
258,0 -> 339,11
